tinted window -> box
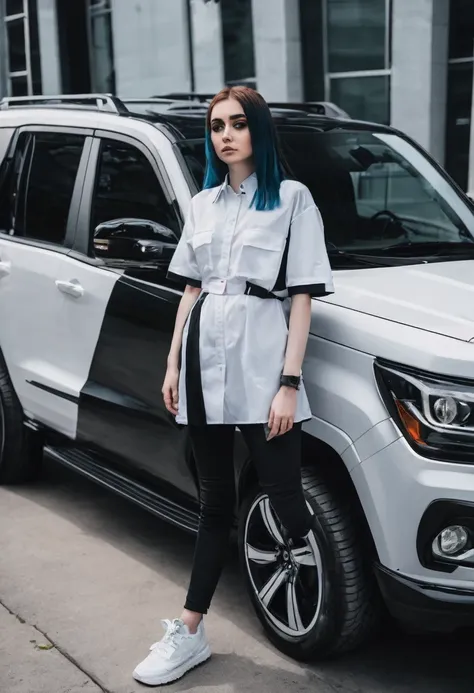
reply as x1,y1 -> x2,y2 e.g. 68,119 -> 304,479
449,0 -> 474,59
221,0 -> 256,86
9,132 -> 85,244
177,130 -> 474,263
327,0 -> 386,72
91,138 -> 178,237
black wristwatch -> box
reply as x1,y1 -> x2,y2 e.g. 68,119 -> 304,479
280,374 -> 301,390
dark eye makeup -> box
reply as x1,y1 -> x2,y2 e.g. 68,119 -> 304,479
211,118 -> 248,132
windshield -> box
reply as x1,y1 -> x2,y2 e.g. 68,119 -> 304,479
177,129 -> 474,267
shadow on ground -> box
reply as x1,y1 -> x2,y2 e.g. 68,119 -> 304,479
9,456 -> 474,693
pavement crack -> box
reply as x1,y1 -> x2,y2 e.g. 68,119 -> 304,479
0,597 -> 112,693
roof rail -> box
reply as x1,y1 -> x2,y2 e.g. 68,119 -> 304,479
152,92 -> 213,103
0,93 -> 130,115
268,101 -> 350,119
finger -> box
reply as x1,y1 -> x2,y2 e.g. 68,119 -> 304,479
163,389 -> 177,415
172,388 -> 179,406
269,416 -> 281,440
268,410 -> 275,430
278,417 -> 289,436
287,418 -> 294,433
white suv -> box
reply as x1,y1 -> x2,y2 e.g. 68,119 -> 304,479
1,93 -> 474,660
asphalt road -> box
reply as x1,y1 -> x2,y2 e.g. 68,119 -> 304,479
1,457 -> 473,693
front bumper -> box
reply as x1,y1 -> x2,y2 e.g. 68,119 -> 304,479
375,563 -> 474,632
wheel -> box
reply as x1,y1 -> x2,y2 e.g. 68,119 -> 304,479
0,354 -> 43,484
238,467 -> 380,660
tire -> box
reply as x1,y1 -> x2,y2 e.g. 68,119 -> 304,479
238,466 -> 380,661
0,354 -> 43,484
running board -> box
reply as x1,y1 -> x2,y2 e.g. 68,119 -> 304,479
44,445 -> 199,534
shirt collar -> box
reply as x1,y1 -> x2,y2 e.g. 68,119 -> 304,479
213,172 -> 258,203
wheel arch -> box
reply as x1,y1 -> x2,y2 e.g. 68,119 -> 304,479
237,431 -> 380,563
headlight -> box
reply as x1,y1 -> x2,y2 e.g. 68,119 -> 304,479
374,360 -> 474,462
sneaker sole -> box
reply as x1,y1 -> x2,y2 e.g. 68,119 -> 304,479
132,645 -> 211,686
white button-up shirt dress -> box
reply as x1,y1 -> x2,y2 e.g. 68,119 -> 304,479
168,173 -> 334,426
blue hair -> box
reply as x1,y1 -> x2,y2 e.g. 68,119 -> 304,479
203,87 -> 286,211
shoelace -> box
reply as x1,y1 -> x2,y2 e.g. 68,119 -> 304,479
149,619 -> 187,657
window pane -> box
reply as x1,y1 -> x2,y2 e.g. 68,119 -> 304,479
277,131 -> 472,254
6,0 -> 24,15
90,0 -> 111,8
327,0 -> 386,72
221,0 -> 255,84
445,62 -> 473,191
449,0 -> 474,59
7,17 -> 26,72
18,134 -> 85,244
330,75 -> 389,124
90,12 -> 115,93
91,139 -> 178,242
28,0 -> 43,94
10,75 -> 28,95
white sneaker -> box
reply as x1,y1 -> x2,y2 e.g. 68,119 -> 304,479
132,618 -> 211,686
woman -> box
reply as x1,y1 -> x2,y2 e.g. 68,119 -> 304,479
133,86 -> 334,686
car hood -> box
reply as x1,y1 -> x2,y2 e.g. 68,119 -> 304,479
324,259 -> 474,342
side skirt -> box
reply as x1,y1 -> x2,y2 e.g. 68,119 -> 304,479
44,445 -> 200,534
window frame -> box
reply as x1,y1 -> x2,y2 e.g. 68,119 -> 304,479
71,129 -> 183,262
323,0 -> 392,123
0,125 -> 93,253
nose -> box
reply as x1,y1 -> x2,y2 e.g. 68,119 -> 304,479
222,124 -> 233,142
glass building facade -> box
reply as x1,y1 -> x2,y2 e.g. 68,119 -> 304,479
445,0 -> 474,190
0,0 -> 473,192
324,0 -> 391,124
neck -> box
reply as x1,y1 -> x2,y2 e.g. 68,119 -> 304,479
228,161 -> 255,193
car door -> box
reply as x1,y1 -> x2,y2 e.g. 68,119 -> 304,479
0,126 -> 118,438
59,130 -> 197,499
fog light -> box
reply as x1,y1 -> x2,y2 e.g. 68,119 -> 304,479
437,525 -> 469,555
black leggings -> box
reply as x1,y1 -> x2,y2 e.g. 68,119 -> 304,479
184,423 -> 313,615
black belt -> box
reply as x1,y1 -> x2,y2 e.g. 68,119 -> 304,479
245,282 -> 283,301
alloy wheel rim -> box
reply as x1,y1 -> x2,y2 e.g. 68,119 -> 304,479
244,494 -> 324,637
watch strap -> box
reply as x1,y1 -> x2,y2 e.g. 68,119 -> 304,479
280,374 -> 301,390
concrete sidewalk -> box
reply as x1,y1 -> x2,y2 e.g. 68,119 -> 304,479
0,603 -> 101,693
1,459 -> 473,693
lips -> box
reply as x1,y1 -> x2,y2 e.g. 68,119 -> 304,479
222,147 -> 236,153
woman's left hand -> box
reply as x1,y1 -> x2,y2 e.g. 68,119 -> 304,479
267,387 -> 297,440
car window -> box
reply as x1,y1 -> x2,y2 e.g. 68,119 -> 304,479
177,130 -> 474,264
0,131 -> 85,245
90,138 -> 179,260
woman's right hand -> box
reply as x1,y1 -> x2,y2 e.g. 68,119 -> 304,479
162,366 -> 179,416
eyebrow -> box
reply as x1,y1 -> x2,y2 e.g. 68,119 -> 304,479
211,113 -> 247,124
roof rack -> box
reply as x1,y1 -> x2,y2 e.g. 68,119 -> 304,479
0,93 -> 130,115
150,94 -> 349,119
267,101 -> 349,119
151,92 -> 213,103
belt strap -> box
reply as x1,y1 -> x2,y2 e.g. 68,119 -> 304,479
245,282 -> 283,301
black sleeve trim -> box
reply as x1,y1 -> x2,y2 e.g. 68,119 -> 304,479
167,271 -> 202,288
288,283 -> 333,297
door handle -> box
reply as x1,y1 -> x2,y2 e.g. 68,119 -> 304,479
55,279 -> 84,298
0,260 -> 11,278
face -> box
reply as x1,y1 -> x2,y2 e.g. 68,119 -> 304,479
210,97 -> 253,165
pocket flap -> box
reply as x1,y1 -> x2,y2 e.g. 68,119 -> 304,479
192,230 -> 213,249
243,227 -> 284,251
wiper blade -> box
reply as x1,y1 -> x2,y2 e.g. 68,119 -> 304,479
327,249 -> 408,267
376,240 -> 474,256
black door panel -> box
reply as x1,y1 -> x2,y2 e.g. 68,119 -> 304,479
77,273 -> 198,499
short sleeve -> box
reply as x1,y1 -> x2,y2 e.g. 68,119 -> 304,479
167,199 -> 202,288
286,188 -> 334,298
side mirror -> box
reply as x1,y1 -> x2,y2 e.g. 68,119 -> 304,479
94,218 -> 178,263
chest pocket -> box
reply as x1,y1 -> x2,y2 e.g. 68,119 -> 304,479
237,227 -> 286,283
191,230 -> 213,274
